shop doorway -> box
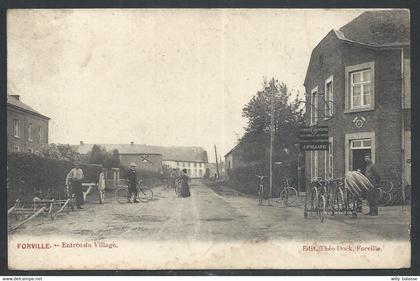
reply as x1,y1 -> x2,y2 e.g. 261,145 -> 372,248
350,139 -> 372,173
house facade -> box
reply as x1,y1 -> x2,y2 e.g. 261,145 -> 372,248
7,95 -> 50,153
160,146 -> 208,178
303,10 -> 411,192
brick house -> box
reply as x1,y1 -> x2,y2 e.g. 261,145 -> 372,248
303,10 -> 410,191
7,95 -> 50,153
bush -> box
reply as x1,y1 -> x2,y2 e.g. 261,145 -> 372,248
7,153 -> 102,206
226,162 -> 265,195
226,161 -> 297,197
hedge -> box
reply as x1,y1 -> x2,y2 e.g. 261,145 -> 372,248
119,165 -> 162,186
7,153 -> 102,206
226,161 -> 298,197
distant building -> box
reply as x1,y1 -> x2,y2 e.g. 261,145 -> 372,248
71,143 -> 208,178
303,10 -> 410,190
206,162 -> 225,179
224,142 -> 246,178
7,95 -> 50,153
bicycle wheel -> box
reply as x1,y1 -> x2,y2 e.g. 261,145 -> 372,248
280,187 -> 298,206
380,181 -> 393,193
318,195 -> 326,223
258,186 -> 263,205
336,188 -> 345,214
311,187 -> 319,214
138,188 -> 153,202
115,187 -> 129,204
174,183 -> 181,197
383,192 -> 392,206
98,189 -> 105,204
326,194 -> 334,215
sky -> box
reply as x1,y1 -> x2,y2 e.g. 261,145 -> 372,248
7,9 -> 370,162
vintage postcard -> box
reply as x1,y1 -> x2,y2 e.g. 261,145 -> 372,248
6,8 -> 411,270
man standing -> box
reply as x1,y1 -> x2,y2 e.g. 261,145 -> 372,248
364,154 -> 381,216
126,163 -> 139,203
66,161 -> 85,209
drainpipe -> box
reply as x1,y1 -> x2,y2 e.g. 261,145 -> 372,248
400,48 -> 406,204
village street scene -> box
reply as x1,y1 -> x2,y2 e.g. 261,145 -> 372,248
7,8 -> 411,259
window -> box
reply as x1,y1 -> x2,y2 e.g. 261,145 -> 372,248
351,139 -> 371,150
310,87 -> 318,125
324,76 -> 333,118
351,70 -> 371,108
324,137 -> 333,179
310,151 -> 318,180
28,124 -> 33,141
38,127 -> 42,143
194,163 -> 197,168
183,162 -> 185,167
345,62 -> 375,112
13,119 -> 19,138
14,146 -> 20,152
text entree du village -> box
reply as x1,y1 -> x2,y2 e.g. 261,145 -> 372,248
16,241 -> 118,249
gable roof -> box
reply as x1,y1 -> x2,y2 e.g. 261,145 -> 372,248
337,10 -> 410,48
71,143 -> 208,163
304,10 -> 409,86
7,95 -> 50,120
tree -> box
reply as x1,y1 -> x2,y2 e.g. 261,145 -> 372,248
89,144 -> 107,165
240,78 -> 304,186
40,143 -> 81,162
111,149 -> 120,167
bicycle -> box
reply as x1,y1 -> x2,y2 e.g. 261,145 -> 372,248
276,178 -> 298,207
256,175 -> 265,205
174,177 -> 181,197
377,180 -> 393,206
115,180 -> 153,204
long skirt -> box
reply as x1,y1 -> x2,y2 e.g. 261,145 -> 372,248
180,182 -> 191,197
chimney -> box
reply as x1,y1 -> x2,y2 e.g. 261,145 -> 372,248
80,141 -> 84,145
10,95 -> 20,100
130,141 -> 134,146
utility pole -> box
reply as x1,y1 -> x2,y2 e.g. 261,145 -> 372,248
214,145 -> 220,179
269,78 -> 276,204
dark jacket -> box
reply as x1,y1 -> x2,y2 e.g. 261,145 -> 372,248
126,169 -> 137,188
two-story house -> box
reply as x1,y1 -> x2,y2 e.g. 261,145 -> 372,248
7,95 -> 50,153
303,10 -> 410,192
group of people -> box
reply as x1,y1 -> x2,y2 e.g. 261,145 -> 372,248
169,168 -> 191,198
65,161 -> 192,208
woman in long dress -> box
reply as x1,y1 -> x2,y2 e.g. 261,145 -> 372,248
180,169 -> 191,197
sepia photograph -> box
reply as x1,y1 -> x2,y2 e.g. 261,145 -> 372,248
6,8 -> 411,270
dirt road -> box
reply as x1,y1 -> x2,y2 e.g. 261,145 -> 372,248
9,179 -> 411,242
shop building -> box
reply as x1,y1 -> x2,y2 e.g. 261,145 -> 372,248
303,10 -> 410,191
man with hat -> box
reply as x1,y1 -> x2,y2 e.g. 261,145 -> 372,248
66,161 -> 85,209
364,153 -> 381,216
126,163 -> 139,203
